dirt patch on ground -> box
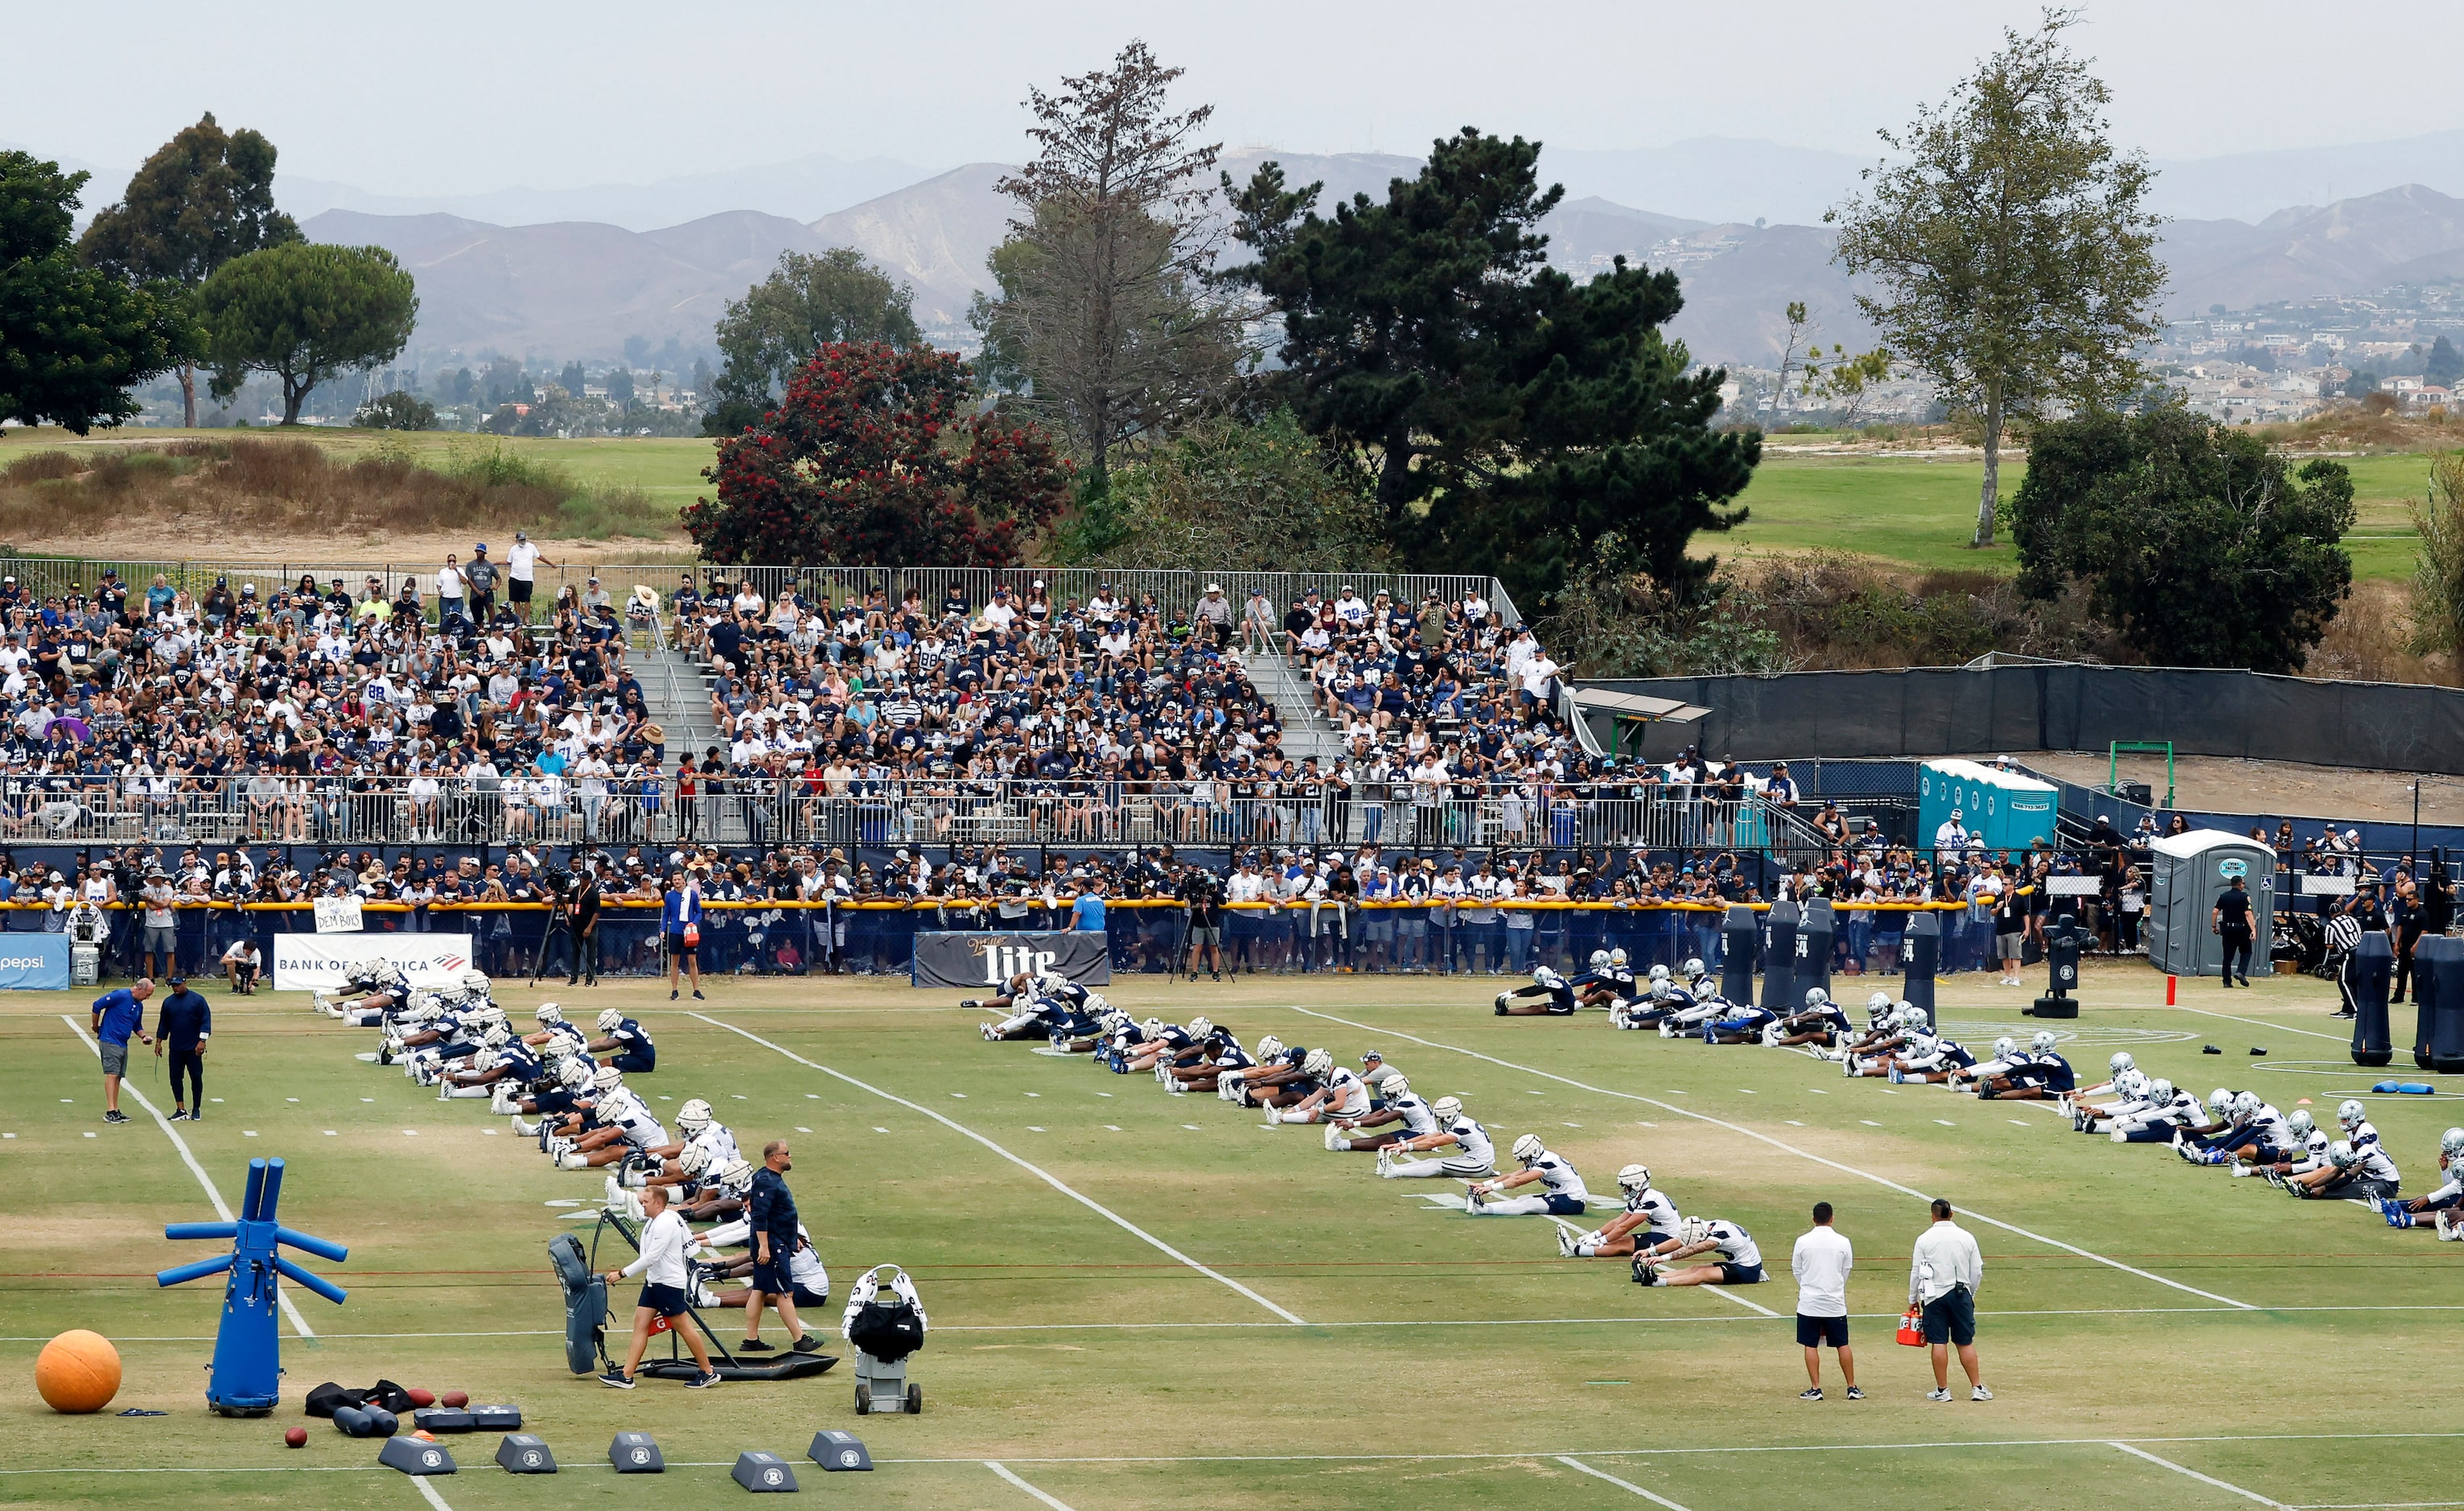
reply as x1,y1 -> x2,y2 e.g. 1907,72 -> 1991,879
2014,749 -> 2464,826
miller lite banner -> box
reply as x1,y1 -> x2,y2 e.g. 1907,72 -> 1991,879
910,930 -> 1113,989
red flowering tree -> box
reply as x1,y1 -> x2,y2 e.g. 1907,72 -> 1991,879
684,341 -> 1071,566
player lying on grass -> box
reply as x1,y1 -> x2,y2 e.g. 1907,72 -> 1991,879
961,970 -> 1041,1015
1632,1216 -> 1767,1287
1324,1074 -> 1438,1151
1163,1027 -> 1253,1094
1265,1048 -> 1369,1126
1376,1096 -> 1497,1180
1495,965 -> 1579,1015
1560,1163 -> 1682,1258
1764,988 -> 1854,1048
1466,1134 -> 1590,1215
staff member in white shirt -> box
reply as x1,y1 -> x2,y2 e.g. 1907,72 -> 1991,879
601,1185 -> 720,1390
1790,1201 -> 1858,1400
1909,1198 -> 1990,1402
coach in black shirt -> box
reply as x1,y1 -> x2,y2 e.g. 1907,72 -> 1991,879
153,975 -> 212,1121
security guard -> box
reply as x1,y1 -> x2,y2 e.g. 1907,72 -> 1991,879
2210,875 -> 2255,989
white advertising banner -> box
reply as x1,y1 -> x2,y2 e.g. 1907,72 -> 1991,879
271,933 -> 475,992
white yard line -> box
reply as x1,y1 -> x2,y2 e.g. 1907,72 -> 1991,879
60,1015 -> 316,1339
1557,1455 -> 1695,1509
2172,1005 -> 2351,1044
692,1014 -> 1305,1324
986,1460 -> 1079,1510
2110,1440 -> 2285,1506
411,1476 -> 457,1511
1697,1283 -> 1782,1318
1287,1007 -> 2261,1312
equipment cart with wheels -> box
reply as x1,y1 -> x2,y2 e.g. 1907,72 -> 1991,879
842,1264 -> 926,1414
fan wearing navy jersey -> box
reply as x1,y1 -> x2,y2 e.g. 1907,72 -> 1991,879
1495,965 -> 1578,1016
1326,1075 -> 1438,1151
1163,1027 -> 1251,1095
1634,1216 -> 1767,1287
1980,1034 -> 2075,1100
1376,1096 -> 1499,1180
1561,1164 -> 1682,1258
587,1007 -> 656,1073
1269,1050 -> 1371,1126
2389,1130 -> 2464,1229
1467,1135 -> 1591,1216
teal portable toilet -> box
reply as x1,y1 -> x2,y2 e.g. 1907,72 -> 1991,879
1917,760 -> 2057,855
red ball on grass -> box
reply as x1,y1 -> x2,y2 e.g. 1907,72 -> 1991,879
284,1427 -> 306,1449
440,1390 -> 468,1408
405,1388 -> 434,1408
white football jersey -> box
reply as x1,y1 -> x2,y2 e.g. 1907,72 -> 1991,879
1701,1218 -> 1762,1269
1625,1185 -> 1680,1233
1446,1116 -> 1495,1167
1323,1067 -> 1371,1118
1527,1152 -> 1590,1202
2352,1144 -> 2401,1185
2349,1119 -> 2382,1155
692,1124 -> 740,1169
1390,1094 -> 1439,1138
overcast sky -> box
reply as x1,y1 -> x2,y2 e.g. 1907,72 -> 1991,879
6,1 -> 2445,192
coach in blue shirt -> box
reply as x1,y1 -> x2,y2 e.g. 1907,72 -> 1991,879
88,979 -> 156,1126
746,1140 -> 820,1354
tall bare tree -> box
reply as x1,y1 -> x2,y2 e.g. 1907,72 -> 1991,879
978,39 -> 1244,491
1828,9 -> 2164,547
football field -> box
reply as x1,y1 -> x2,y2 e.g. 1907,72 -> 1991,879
2,962 -> 2454,1509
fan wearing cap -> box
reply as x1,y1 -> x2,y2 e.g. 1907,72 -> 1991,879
1932,807 -> 1969,858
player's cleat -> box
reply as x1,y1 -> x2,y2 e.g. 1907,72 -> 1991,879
1264,1106 -> 1281,1126
959,999 -> 982,1010
2437,1211 -> 2462,1241
979,1023 -> 999,1041
1375,1148 -> 1394,1176
1631,1258 -> 1661,1286
1323,1122 -> 1343,1151
2109,1129 -> 2128,1143
1557,1228 -> 1579,1258
1165,1078 -> 1187,1093
1465,1188 -> 1489,1213
2229,1163 -> 2258,1177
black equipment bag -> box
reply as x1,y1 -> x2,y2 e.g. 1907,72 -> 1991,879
845,1300 -> 923,1365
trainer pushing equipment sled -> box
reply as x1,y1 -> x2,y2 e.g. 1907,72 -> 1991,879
550,1209 -> 836,1383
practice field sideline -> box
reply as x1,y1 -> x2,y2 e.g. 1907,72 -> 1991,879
3,961 -> 2455,1510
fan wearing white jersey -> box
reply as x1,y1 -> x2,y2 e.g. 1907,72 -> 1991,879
1325,1076 -> 1438,1151
1269,1053 -> 1372,1126
1466,1135 -> 1591,1216
1376,1097 -> 1498,1180
1560,1164 -> 1683,1258
1635,1216 -> 1768,1287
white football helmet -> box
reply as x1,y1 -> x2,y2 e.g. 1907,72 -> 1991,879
1187,1016 -> 1213,1041
1590,949 -> 1610,970
478,1023 -> 509,1049
1534,965 -> 1562,987
2030,1030 -> 2058,1054
2338,1099 -> 2367,1131
1681,957 -> 1707,982
459,968 -> 491,995
2108,1051 -> 2135,1077
2443,1127 -> 2464,1158
1036,970 -> 1069,993
1081,990 -> 1111,1015
676,1099 -> 713,1134
1680,1216 -> 1713,1246
1303,1048 -> 1334,1079
598,1007 -> 624,1034
2328,1139 -> 2359,1169
679,1143 -> 713,1177
1992,1035 -> 2017,1060
1255,1035 -> 1285,1059
2210,1089 -> 2237,1121
1804,986 -> 1830,1010
2286,1109 -> 2316,1140
534,1003 -> 563,1025
1431,1095 -> 1464,1123
2232,1090 -> 2260,1122
717,1158 -> 756,1194
1512,1133 -> 1546,1167
1617,1163 -> 1652,1195
1648,964 -> 1672,985
1608,948 -> 1629,968
1384,1075 -> 1411,1101
1865,990 -> 1892,1015
2149,1078 -> 2175,1105
1142,1016 -> 1166,1040
593,1064 -> 624,1093
558,1056 -> 593,1089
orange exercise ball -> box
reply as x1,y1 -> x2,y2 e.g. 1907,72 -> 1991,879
35,1330 -> 122,1414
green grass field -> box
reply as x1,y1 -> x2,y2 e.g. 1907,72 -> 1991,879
1733,449 -> 2446,582
3,961 -> 2454,1509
